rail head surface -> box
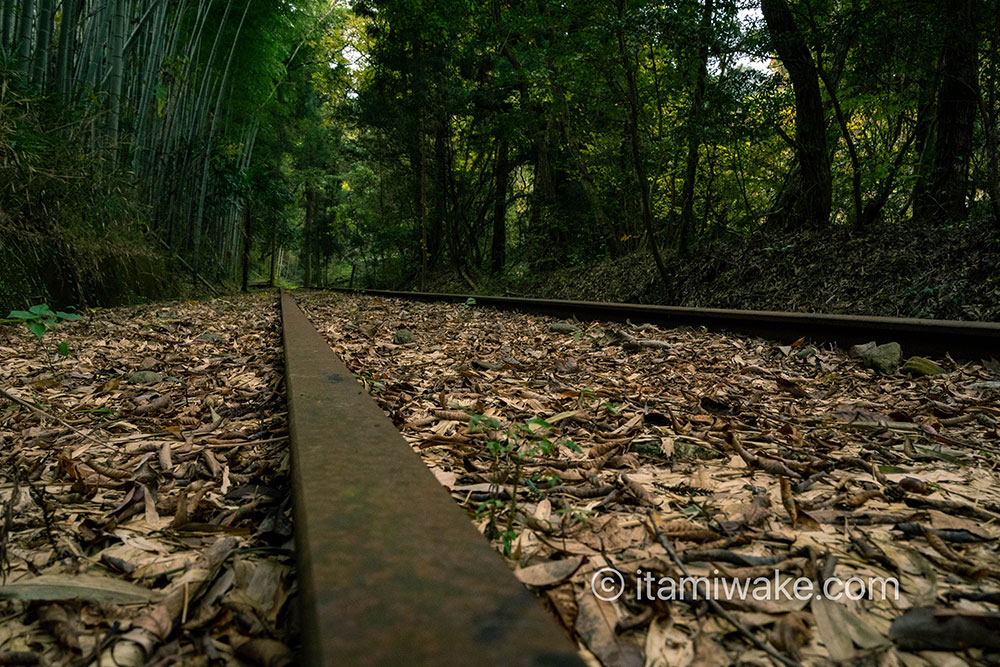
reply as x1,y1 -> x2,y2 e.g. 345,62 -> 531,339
328,288 -> 999,359
281,292 -> 583,667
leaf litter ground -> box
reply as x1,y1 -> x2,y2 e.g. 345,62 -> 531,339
0,294 -> 295,666
298,291 -> 1000,667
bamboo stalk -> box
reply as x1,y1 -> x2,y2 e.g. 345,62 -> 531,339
31,0 -> 52,87
16,0 -> 33,76
1,0 -> 15,58
55,0 -> 79,102
107,0 -> 124,147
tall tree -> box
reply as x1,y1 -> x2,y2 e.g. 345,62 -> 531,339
491,138 -> 509,273
761,0 -> 831,228
616,0 -> 670,287
107,0 -> 125,145
55,0 -> 80,103
1,0 -> 15,57
980,0 -> 1000,222
916,0 -> 980,222
678,0 -> 714,252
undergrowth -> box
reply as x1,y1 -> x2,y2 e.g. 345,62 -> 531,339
0,76 -> 177,311
405,220 -> 1000,322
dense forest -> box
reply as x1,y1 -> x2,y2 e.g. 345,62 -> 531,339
0,0 -> 998,318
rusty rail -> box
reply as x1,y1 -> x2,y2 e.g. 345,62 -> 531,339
281,291 -> 583,666
327,288 -> 999,359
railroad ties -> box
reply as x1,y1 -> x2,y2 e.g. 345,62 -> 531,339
280,291 -> 584,667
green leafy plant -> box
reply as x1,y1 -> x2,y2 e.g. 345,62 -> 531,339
467,412 -> 582,555
474,499 -> 519,555
523,471 -> 560,495
3,304 -> 81,358
5,304 -> 81,340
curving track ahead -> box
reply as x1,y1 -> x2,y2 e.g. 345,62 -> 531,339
327,288 -> 1000,359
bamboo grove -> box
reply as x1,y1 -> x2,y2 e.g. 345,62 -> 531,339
0,0 -> 334,301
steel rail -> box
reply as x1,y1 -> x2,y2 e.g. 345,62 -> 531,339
327,288 -> 999,359
281,291 -> 583,667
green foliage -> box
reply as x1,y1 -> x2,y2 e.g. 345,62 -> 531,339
3,303 -> 81,361
2,0 -> 345,297
308,0 -> 999,290
4,304 -> 81,341
470,413 -> 578,479
4,0 -> 997,300
466,410 -> 580,555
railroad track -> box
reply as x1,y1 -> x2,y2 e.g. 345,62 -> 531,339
283,288 -> 997,665
327,287 -> 1000,358
281,291 -> 584,666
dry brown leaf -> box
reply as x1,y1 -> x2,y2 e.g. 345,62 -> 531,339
514,556 -> 585,587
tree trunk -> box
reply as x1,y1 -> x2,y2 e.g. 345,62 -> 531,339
919,0 -> 979,222
491,138 -> 509,273
108,0 -> 125,146
268,231 -> 277,287
860,128 -> 916,226
16,0 -> 33,77
303,184 -> 315,288
241,203 -> 251,292
700,145 -> 718,236
429,114 -> 448,268
1,0 -> 14,58
499,10 -> 556,237
816,63 -> 863,227
552,79 -> 612,245
910,72 -> 939,221
761,0 -> 831,228
192,0 -> 245,283
678,0 -> 712,253
981,1 -> 1000,223
416,127 -> 428,290
529,118 -> 557,232
616,0 -> 670,289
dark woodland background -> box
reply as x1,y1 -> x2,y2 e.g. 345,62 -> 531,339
1,0 -> 997,320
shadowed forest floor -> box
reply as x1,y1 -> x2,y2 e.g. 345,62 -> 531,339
414,223 -> 1000,322
1,289 -> 997,665
0,295 -> 295,665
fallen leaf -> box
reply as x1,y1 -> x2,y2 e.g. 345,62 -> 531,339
0,574 -> 154,604
574,587 -> 644,667
514,556 -> 585,587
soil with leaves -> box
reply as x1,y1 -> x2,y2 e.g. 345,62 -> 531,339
298,291 -> 1000,667
0,294 -> 294,666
